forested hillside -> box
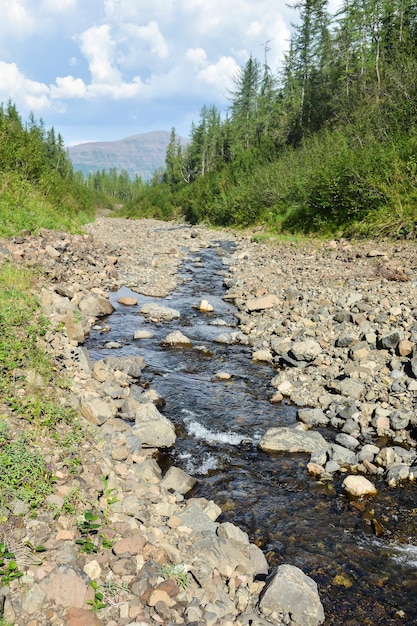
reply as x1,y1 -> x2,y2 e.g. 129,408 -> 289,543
0,101 -> 98,237
121,0 -> 417,238
68,131 -> 188,182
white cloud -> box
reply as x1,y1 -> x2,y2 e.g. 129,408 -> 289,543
0,61 -> 50,110
197,56 -> 239,93
0,0 -> 300,144
78,24 -> 121,85
136,21 -> 169,59
185,48 -> 207,68
50,75 -> 87,99
0,0 -> 36,37
41,0 -> 77,12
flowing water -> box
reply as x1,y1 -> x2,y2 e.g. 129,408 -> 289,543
86,238 -> 417,625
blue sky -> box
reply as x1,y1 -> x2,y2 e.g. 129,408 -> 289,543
0,0 -> 339,147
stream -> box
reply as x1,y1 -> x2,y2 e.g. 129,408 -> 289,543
86,239 -> 417,625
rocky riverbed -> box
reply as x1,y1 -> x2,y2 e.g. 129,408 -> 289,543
1,217 -> 417,625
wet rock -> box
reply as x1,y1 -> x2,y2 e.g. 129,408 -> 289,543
140,302 -> 180,321
162,330 -> 192,346
386,464 -> 411,486
342,475 -> 377,498
252,349 -> 273,363
118,296 -> 138,305
134,329 -> 155,339
259,564 -> 325,626
195,298 -> 214,312
259,426 -> 330,454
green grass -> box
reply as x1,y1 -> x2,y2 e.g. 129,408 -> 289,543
0,172 -> 94,237
0,262 -> 89,517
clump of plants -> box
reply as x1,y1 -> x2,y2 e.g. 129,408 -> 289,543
158,563 -> 190,589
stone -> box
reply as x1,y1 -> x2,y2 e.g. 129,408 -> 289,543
196,299 -> 214,312
134,458 -> 162,482
177,502 -> 219,535
79,294 -> 114,317
83,560 -> 101,580
160,466 -> 197,494
191,536 -> 254,578
290,338 -> 322,362
252,349 -> 274,363
140,302 -> 180,321
21,584 -> 46,615
64,608 -> 101,626
246,294 -> 279,312
259,564 -> 325,626
81,396 -> 117,426
162,330 -> 192,346
104,355 -> 145,378
330,443 -> 357,466
298,408 -> 329,427
386,464 -> 410,486
379,331 -> 402,351
39,565 -> 90,608
259,426 -> 330,454
134,329 -> 155,340
390,410 -> 410,430
118,296 -> 138,305
398,339 -> 413,356
337,378 -> 365,400
335,433 -> 360,451
217,522 -> 250,545
112,533 -> 146,556
342,475 -> 377,497
130,402 -> 176,448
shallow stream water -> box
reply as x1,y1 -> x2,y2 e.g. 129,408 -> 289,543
86,239 -> 417,625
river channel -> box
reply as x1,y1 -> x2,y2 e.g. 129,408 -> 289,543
86,239 -> 417,625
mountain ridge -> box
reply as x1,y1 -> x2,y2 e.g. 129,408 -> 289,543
68,130 -> 188,181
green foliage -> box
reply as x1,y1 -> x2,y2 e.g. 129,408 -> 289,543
0,543 -> 23,586
0,102 -> 95,237
82,2 -> 417,237
158,563 -> 189,589
0,438 -> 55,509
87,581 -> 107,612
76,511 -> 101,553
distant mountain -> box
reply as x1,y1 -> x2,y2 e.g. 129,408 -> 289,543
67,130 -> 188,182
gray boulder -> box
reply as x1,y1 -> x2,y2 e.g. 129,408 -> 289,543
140,302 -> 180,321
290,339 -> 322,362
130,401 -> 176,448
78,294 -> 114,317
259,426 -> 329,454
160,466 -> 197,495
259,564 -> 325,625
103,356 -> 145,378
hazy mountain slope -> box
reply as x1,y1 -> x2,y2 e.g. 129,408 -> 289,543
68,130 -> 188,181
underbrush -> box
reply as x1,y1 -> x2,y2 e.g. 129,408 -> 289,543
0,173 -> 95,237
0,262 -> 89,515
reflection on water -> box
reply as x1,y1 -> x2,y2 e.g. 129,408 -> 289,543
86,241 -> 417,625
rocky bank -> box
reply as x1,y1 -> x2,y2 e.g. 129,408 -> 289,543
1,217 -> 417,625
